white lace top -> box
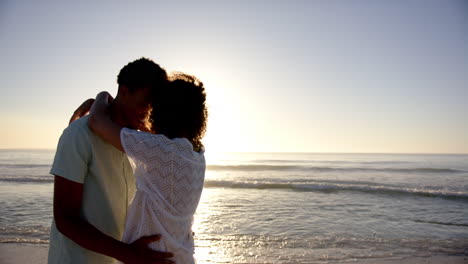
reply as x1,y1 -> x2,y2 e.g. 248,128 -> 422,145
120,128 -> 206,264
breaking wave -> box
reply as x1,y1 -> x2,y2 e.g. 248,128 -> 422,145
204,180 -> 468,199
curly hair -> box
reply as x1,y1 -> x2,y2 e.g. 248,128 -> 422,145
117,57 -> 167,90
150,72 -> 208,152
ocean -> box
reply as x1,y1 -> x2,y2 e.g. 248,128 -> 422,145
1,150 -> 467,263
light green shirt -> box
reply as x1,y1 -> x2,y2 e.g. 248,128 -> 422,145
48,116 -> 136,264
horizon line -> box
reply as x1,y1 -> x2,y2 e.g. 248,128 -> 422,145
1,148 -> 467,155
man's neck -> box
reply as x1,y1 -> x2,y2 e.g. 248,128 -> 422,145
108,101 -> 128,127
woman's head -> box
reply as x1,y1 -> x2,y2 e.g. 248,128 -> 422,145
150,72 -> 208,152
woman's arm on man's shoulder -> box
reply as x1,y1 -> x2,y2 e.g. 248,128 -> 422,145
88,92 -> 125,152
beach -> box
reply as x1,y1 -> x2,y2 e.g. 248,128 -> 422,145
1,150 -> 467,263
1,244 -> 467,264
0,244 -> 48,264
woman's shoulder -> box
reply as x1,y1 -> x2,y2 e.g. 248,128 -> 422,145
121,128 -> 188,150
121,128 -> 204,158
159,136 -> 205,161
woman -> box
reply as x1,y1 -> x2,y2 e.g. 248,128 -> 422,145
88,73 -> 208,264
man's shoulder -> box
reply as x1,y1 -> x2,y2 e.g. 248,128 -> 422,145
56,116 -> 94,147
64,116 -> 91,136
51,116 -> 93,183
68,115 -> 90,129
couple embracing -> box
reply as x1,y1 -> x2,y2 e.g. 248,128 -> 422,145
49,58 -> 207,264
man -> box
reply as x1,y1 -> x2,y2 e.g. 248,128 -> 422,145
49,58 -> 173,264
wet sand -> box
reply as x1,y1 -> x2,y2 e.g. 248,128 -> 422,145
0,243 -> 466,264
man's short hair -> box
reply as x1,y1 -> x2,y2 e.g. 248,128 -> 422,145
117,57 -> 167,91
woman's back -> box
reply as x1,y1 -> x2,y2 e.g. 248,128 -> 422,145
120,127 -> 205,264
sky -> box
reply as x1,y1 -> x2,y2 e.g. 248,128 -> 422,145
0,0 -> 467,153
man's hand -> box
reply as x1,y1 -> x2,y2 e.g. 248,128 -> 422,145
120,235 -> 175,264
69,98 -> 95,124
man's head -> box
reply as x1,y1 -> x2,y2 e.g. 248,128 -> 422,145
114,58 -> 167,129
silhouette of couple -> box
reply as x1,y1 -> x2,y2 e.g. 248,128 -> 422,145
49,58 -> 207,264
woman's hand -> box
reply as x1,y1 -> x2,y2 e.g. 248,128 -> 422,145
69,98 -> 95,124
89,91 -> 114,116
